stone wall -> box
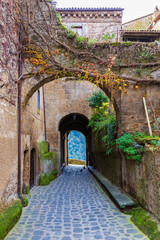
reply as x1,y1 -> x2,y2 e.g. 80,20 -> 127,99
93,132 -> 160,220
0,0 -> 19,203
121,145 -> 160,220
21,87 -> 45,188
0,85 -> 45,204
44,78 -> 99,152
0,97 -> 18,202
118,83 -> 160,135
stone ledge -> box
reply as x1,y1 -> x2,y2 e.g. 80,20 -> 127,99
88,166 -> 135,209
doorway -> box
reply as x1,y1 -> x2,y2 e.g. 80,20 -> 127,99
59,113 -> 94,167
30,148 -> 36,189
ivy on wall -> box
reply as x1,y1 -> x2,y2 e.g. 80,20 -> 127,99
88,91 -> 117,155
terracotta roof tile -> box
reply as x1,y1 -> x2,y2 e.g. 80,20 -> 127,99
121,30 -> 160,33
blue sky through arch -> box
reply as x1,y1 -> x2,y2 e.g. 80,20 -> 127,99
68,131 -> 86,161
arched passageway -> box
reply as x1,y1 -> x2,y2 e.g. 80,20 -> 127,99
59,113 -> 94,167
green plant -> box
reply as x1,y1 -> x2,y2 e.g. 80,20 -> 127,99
48,171 -> 56,181
0,200 -> 22,240
102,33 -> 115,42
38,140 -> 48,158
43,152 -> 53,160
111,42 -> 120,47
39,170 -> 58,186
101,114 -> 117,154
123,42 -> 133,46
22,186 -> 30,195
76,36 -> 88,45
53,152 -> 59,169
52,170 -> 58,175
137,47 -> 154,62
88,91 -> 117,154
116,133 -> 143,162
156,140 -> 160,147
125,207 -> 160,240
140,51 -> 154,60
150,140 -> 157,145
88,38 -> 98,44
39,174 -> 50,186
22,197 -> 28,207
57,12 -> 62,23
134,132 -> 160,145
66,30 -> 76,39
136,67 -> 142,76
88,91 -> 108,109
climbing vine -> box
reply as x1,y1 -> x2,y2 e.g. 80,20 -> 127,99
0,0 -> 19,100
88,91 -> 117,154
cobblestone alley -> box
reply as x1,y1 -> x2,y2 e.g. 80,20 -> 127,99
6,165 -> 148,240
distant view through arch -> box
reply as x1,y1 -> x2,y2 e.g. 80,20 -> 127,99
58,113 -> 94,167
68,131 -> 86,164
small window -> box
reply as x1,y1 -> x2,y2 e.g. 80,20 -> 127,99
72,26 -> 83,36
37,90 -> 40,114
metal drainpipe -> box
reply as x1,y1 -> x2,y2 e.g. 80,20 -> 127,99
18,1 -> 23,204
42,86 -> 47,142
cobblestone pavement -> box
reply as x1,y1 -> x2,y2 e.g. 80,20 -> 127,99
6,165 -> 149,240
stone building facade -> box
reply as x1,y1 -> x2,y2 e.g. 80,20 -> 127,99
0,85 -> 45,203
57,7 -> 123,41
121,6 -> 160,42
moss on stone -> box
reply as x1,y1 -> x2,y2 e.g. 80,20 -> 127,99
126,207 -> 160,240
123,42 -> 133,46
39,174 -> 50,186
39,170 -> 58,186
22,186 -> 30,195
38,140 -> 48,158
111,42 -> 120,47
48,172 -> 56,181
137,178 -> 148,205
0,200 -> 22,240
22,197 -> 29,208
53,151 -> 59,169
42,152 -> 53,160
52,170 -> 58,175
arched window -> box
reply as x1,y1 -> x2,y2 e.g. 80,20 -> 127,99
37,90 -> 40,114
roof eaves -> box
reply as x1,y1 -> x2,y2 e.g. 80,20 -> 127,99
56,7 -> 124,12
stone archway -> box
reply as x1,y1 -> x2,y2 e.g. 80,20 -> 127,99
58,113 -> 93,167
18,0 -> 160,150
22,74 -> 160,136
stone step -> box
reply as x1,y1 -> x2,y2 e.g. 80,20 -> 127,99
88,166 -> 135,209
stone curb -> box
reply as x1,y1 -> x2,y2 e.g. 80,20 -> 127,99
88,166 -> 135,209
